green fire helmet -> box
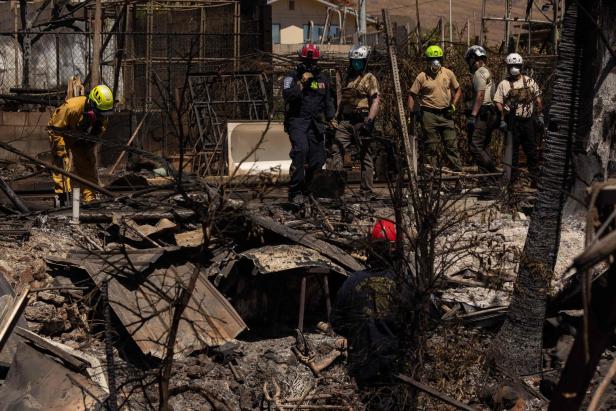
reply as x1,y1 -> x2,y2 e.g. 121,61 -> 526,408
88,84 -> 114,112
425,45 -> 444,59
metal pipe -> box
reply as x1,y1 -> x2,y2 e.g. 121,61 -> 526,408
333,8 -> 343,44
358,0 -> 366,43
321,8 -> 331,45
298,275 -> 307,332
340,7 -> 347,44
481,17 -> 555,25
72,187 -> 80,224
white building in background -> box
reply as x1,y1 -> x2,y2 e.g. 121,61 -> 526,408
267,0 -> 378,55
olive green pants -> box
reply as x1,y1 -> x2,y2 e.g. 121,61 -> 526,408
420,110 -> 462,170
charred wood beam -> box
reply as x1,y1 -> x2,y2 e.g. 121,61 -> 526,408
548,265 -> 616,410
79,209 -> 195,224
396,374 -> 479,411
0,93 -> 60,106
0,177 -> 29,214
246,213 -> 363,272
14,327 -> 89,372
0,141 -> 115,198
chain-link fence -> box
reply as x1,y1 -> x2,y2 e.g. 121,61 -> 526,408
0,0 -> 266,110
0,31 -> 90,93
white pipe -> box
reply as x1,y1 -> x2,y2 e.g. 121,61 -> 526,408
72,187 -> 80,224
340,7 -> 347,44
332,8 -> 343,44
322,8 -> 332,45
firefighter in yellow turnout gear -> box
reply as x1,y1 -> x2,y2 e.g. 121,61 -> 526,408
48,85 -> 113,203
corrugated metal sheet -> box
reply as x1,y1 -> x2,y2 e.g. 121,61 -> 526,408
50,248 -> 247,359
241,244 -> 347,276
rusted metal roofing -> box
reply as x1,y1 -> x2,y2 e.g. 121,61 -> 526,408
49,248 -> 247,359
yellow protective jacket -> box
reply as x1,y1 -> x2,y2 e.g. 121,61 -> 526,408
48,96 -> 108,139
47,96 -> 108,202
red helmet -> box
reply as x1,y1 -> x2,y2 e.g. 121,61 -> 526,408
371,219 -> 396,242
299,43 -> 321,60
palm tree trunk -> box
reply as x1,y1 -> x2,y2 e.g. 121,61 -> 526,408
489,0 -> 598,375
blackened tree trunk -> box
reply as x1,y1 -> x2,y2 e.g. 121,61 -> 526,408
489,0 -> 598,375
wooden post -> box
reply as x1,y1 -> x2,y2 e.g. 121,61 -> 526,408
448,0 -> 453,45
234,1 -> 240,72
92,0 -> 102,87
440,17 -> 445,50
480,0 -> 486,46
383,9 -> 416,176
504,0 -> 511,51
298,275 -> 307,331
0,177 -> 29,213
415,0 -> 421,51
145,0 -> 153,110
12,0 -> 19,87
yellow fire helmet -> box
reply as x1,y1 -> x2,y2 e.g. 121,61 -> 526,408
88,84 -> 114,112
425,45 -> 444,59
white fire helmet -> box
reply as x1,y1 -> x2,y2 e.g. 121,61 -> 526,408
505,53 -> 524,65
349,44 -> 370,60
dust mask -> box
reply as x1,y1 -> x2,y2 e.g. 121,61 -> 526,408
509,66 -> 521,76
351,59 -> 366,72
429,59 -> 442,73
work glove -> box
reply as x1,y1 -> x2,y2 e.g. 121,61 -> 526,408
449,104 -> 457,115
499,120 -> 508,132
300,72 -> 314,89
359,118 -> 374,137
536,113 -> 545,128
329,118 -> 339,130
466,116 -> 476,135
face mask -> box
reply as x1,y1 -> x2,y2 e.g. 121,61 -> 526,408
351,59 -> 365,72
509,66 -> 521,76
429,59 -> 442,73
85,110 -> 97,124
468,60 -> 476,73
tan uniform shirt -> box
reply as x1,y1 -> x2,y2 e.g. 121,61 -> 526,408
339,72 -> 380,115
472,66 -> 494,106
409,67 -> 459,110
493,75 -> 541,118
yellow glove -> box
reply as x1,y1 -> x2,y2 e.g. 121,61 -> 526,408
301,72 -> 314,85
301,72 -> 314,82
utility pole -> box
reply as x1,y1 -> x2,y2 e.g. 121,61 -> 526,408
358,0 -> 366,44
448,0 -> 452,45
91,0 -> 102,87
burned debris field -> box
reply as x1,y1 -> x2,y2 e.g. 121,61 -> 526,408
0,0 -> 615,410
